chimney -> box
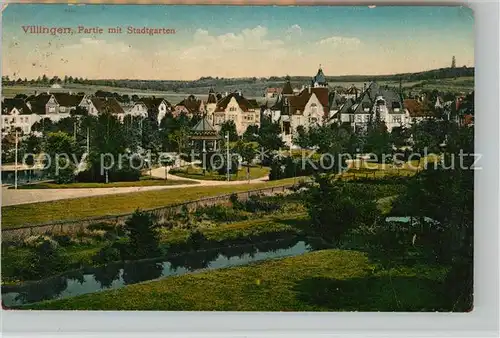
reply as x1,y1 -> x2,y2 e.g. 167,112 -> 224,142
308,86 -> 311,94
363,83 -> 366,92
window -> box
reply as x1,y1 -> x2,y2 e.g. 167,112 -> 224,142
310,103 -> 318,115
229,107 -> 237,112
4,118 -> 8,124
48,107 -> 56,113
393,116 -> 402,123
60,106 -> 66,112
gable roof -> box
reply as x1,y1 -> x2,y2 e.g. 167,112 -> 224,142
139,97 -> 171,110
287,87 -> 329,115
90,97 -> 125,115
214,92 -> 259,113
52,93 -> 84,107
25,93 -> 52,114
329,92 -> 346,110
176,95 -> 202,114
404,99 -> 433,117
2,98 -> 32,115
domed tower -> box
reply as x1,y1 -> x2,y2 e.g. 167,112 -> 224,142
312,65 -> 328,88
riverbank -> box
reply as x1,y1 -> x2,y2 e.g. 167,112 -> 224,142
22,249 -> 449,311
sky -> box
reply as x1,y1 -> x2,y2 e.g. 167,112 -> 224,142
2,4 -> 474,80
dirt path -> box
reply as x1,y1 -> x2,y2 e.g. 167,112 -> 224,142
1,167 -> 270,207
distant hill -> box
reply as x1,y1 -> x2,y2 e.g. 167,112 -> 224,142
2,67 -> 474,99
322,66 -> 474,83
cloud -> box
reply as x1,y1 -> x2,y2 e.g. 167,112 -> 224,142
180,26 -> 284,61
286,24 -> 302,41
317,36 -> 361,47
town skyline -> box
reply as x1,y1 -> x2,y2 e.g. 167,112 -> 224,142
2,4 -> 474,80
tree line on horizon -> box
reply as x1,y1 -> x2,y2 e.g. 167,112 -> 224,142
2,66 -> 474,92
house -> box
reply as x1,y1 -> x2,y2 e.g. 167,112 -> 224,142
213,91 -> 260,135
334,82 -> 410,132
1,92 -> 88,135
26,92 -> 84,117
403,99 -> 434,124
174,95 -> 205,118
1,98 -> 35,135
138,97 -> 172,124
266,67 -> 331,146
89,97 -> 125,117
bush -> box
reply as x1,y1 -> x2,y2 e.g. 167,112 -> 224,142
195,205 -> 247,223
16,237 -> 68,280
93,243 -> 122,265
52,234 -> 75,247
87,222 -> 116,232
123,210 -> 161,259
23,235 -> 58,248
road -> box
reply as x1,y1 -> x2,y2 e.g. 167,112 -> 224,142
1,167 -> 269,207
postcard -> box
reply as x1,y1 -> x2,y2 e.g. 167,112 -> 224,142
1,4 -> 474,312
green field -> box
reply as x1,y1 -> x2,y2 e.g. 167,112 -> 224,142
24,249 -> 448,311
1,177 -> 299,228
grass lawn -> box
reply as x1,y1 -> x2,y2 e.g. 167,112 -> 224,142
12,177 -> 197,189
1,177 -> 299,228
170,165 -> 270,181
23,249 -> 448,311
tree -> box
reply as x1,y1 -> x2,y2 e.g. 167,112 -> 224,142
219,120 -> 238,142
258,116 -> 284,153
391,125 -> 473,310
123,210 -> 161,259
451,56 -> 456,69
45,131 -> 78,183
364,118 -> 391,163
243,125 -> 259,142
168,127 -> 189,155
293,125 -> 310,148
306,175 -> 379,243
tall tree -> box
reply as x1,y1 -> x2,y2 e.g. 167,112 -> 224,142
219,120 -> 238,142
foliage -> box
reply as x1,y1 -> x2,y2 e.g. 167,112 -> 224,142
219,120 -> 238,142
122,210 -> 161,259
257,116 -> 284,152
306,175 -> 380,242
15,237 -> 68,280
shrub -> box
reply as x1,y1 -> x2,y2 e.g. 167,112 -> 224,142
23,235 -> 58,248
52,234 -> 75,247
123,210 -> 161,259
93,243 -> 122,265
16,237 -> 68,280
195,205 -> 247,223
87,222 -> 116,232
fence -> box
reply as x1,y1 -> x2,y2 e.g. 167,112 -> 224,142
1,184 -> 294,241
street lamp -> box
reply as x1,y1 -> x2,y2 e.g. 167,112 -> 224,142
14,129 -> 19,189
225,132 -> 230,182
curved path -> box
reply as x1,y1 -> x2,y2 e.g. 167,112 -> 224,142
1,167 -> 270,207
